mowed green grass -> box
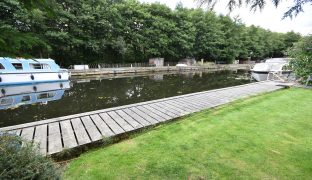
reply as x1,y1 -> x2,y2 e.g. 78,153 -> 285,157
63,88 -> 312,179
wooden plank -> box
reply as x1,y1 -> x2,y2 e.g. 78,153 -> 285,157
122,108 -> 151,126
107,111 -> 134,131
151,102 -> 181,116
190,94 -> 217,105
60,120 -> 78,149
48,122 -> 63,155
81,116 -> 102,141
21,127 -> 34,141
130,107 -> 159,124
190,94 -> 226,107
212,90 -> 243,97
181,96 -> 208,107
165,100 -> 196,112
71,118 -> 91,145
170,98 -> 199,111
222,88 -> 250,95
174,98 -> 205,109
213,93 -> 244,101
129,107 -> 159,124
8,129 -> 21,136
90,114 -> 115,137
221,92 -> 245,100
134,106 -> 163,123
156,101 -> 188,116
159,101 -> 187,113
148,103 -> 179,118
200,94 -> 229,104
99,113 -> 125,134
33,124 -> 47,155
185,96 -> 218,108
188,96 -> 217,108
141,105 -> 171,121
115,110 -> 143,129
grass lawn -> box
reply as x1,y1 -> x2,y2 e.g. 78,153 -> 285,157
63,88 -> 312,179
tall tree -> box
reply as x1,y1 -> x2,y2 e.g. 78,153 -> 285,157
0,0 -> 49,57
288,35 -> 312,83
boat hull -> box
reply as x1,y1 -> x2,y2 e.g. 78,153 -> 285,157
0,81 -> 71,110
0,72 -> 69,86
251,72 -> 269,81
251,71 -> 291,81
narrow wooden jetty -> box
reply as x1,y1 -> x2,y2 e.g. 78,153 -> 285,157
0,81 -> 284,155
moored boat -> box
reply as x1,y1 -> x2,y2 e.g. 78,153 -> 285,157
251,58 -> 292,81
0,57 -> 70,86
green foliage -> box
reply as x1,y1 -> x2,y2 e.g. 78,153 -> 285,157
0,0 -> 50,57
0,134 -> 61,179
0,0 -> 302,65
288,35 -> 312,83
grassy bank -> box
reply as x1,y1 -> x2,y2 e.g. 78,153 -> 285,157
63,88 -> 312,179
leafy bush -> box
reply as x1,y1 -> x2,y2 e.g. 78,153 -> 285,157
0,133 -> 61,179
288,35 -> 312,84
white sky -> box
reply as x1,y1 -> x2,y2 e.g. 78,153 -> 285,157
139,0 -> 312,35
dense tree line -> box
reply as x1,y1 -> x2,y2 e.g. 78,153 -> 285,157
0,0 -> 301,66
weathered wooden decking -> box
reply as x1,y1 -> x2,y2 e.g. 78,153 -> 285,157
0,81 -> 284,155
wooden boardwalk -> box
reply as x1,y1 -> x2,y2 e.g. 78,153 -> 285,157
0,81 -> 284,155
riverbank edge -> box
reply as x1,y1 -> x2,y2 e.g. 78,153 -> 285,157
69,64 -> 251,76
0,81 -> 271,132
54,86 -> 287,161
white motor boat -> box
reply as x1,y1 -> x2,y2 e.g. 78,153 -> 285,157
251,58 -> 292,81
0,57 -> 70,86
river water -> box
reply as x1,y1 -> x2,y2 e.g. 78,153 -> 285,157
0,70 -> 252,127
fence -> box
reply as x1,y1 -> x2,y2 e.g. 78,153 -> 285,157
69,62 -> 178,69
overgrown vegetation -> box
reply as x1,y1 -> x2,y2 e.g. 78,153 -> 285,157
63,88 -> 312,179
289,35 -> 312,83
0,134 -> 61,179
0,0 -> 301,66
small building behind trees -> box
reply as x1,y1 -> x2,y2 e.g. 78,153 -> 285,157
149,58 -> 164,67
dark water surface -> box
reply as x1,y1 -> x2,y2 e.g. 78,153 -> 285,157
0,70 -> 251,127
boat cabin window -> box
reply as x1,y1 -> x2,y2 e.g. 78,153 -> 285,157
30,63 -> 51,70
21,95 -> 31,102
37,92 -> 55,99
0,63 -> 5,69
12,63 -> 23,70
0,98 -> 13,106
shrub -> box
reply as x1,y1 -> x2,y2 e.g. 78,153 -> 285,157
288,35 -> 312,84
0,133 -> 61,179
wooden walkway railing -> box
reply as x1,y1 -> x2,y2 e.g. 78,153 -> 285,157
0,81 -> 284,155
